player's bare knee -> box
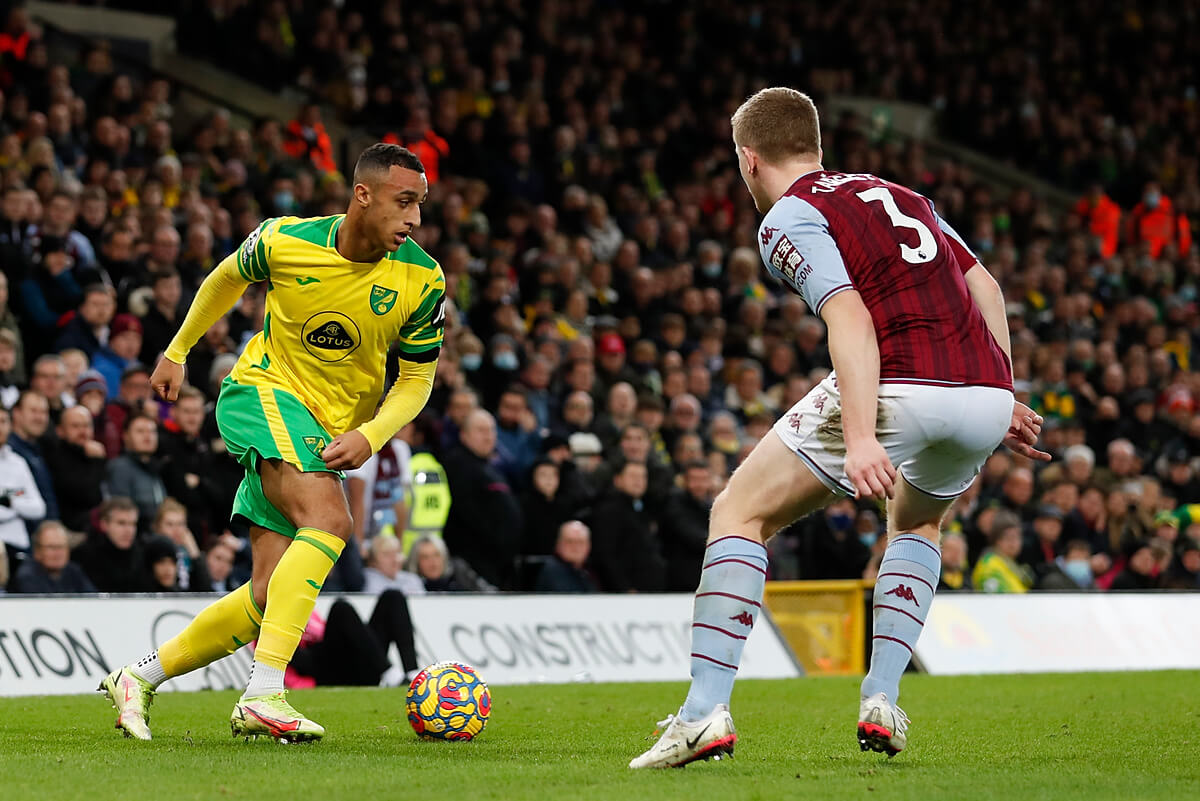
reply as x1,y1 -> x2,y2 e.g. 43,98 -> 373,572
709,488 -> 767,543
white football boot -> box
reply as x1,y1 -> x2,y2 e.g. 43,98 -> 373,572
629,704 -> 737,769
857,692 -> 909,756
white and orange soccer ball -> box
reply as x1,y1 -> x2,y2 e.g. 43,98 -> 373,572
406,662 -> 491,741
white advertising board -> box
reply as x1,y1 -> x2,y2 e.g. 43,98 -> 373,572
916,593 -> 1200,674
0,593 -> 800,696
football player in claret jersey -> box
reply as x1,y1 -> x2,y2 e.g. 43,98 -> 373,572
630,88 -> 1051,769
99,144 -> 445,741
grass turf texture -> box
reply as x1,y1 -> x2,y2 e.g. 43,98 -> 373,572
2,672 -> 1197,801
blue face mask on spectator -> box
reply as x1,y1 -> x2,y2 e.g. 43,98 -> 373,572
828,512 -> 853,531
1144,190 -> 1161,209
493,351 -> 519,371
461,353 -> 482,371
274,191 -> 295,212
701,261 -> 722,278
859,531 -> 877,547
1061,559 -> 1092,587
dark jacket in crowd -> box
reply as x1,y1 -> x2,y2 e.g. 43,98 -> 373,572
442,444 -> 524,589
73,534 -> 150,592
586,489 -> 665,592
159,426 -> 225,540
53,314 -> 103,358
535,555 -> 599,593
11,560 -> 97,593
659,488 -> 711,591
520,489 -> 573,556
7,432 -> 58,526
43,438 -> 106,532
105,454 -> 166,533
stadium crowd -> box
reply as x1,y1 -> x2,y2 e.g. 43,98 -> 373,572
0,1 -> 1197,599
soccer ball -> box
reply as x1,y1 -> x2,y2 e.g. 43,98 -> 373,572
406,661 -> 491,740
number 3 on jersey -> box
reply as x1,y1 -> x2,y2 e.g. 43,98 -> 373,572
856,186 -> 937,264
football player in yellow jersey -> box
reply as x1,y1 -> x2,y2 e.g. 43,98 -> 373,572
99,144 -> 443,742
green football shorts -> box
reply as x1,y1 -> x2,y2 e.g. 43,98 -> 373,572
215,375 -> 341,539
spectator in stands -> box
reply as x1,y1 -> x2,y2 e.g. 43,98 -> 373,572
660,461 -> 714,591
1039,540 -> 1097,590
346,426 -> 412,543
44,405 -> 105,535
105,414 -> 166,529
535,520 -> 599,593
938,531 -> 970,591
29,354 -> 72,423
1109,539 -> 1163,591
792,498 -> 873,581
407,534 -> 496,593
283,103 -> 337,174
7,389 -> 56,527
1164,538 -> 1200,590
101,363 -> 154,457
10,520 -> 95,594
144,535 -> 182,592
0,273 -> 26,388
73,496 -> 148,592
92,314 -> 143,401
0,328 -> 19,408
203,537 -> 240,593
587,460 -> 665,592
442,409 -> 522,589
972,511 -> 1034,593
159,386 -> 220,538
1126,183 -> 1192,259
556,389 -> 596,438
151,498 -> 209,592
521,457 -> 572,557
363,535 -> 426,596
54,283 -> 114,358
0,404 -> 46,563
1072,184 -> 1121,258
1021,505 -> 1066,581
20,237 -> 82,351
138,269 -> 183,365
494,384 -> 542,488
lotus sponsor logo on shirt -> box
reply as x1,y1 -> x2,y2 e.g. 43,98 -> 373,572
301,311 -> 362,362
768,233 -> 809,284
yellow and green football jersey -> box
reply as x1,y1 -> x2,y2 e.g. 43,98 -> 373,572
227,214 -> 445,437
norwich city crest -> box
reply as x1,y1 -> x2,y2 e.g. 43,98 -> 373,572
303,436 -> 326,457
371,285 -> 398,315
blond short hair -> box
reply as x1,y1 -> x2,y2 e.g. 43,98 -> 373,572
731,87 -> 821,163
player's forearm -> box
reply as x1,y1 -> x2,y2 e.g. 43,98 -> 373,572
356,358 -> 437,453
826,306 -> 881,446
964,263 -> 1011,365
163,253 -> 250,364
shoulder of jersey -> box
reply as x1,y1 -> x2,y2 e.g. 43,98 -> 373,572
387,236 -> 440,273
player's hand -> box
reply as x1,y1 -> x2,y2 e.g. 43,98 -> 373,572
1003,401 -> 1051,462
322,429 -> 372,471
845,437 -> 896,501
150,356 -> 185,402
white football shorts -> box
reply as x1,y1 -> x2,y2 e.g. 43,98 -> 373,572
772,374 -> 1014,499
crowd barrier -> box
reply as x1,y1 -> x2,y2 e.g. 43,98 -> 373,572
0,593 -> 801,696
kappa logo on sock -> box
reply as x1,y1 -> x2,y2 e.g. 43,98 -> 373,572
885,584 -> 919,606
729,611 -> 754,626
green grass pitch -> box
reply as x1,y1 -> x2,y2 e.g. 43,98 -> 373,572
2,672 -> 1197,801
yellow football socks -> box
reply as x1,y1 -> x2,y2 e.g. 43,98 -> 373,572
252,527 -> 345,671
158,581 -> 264,678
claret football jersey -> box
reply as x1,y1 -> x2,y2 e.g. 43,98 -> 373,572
757,171 -> 1012,390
